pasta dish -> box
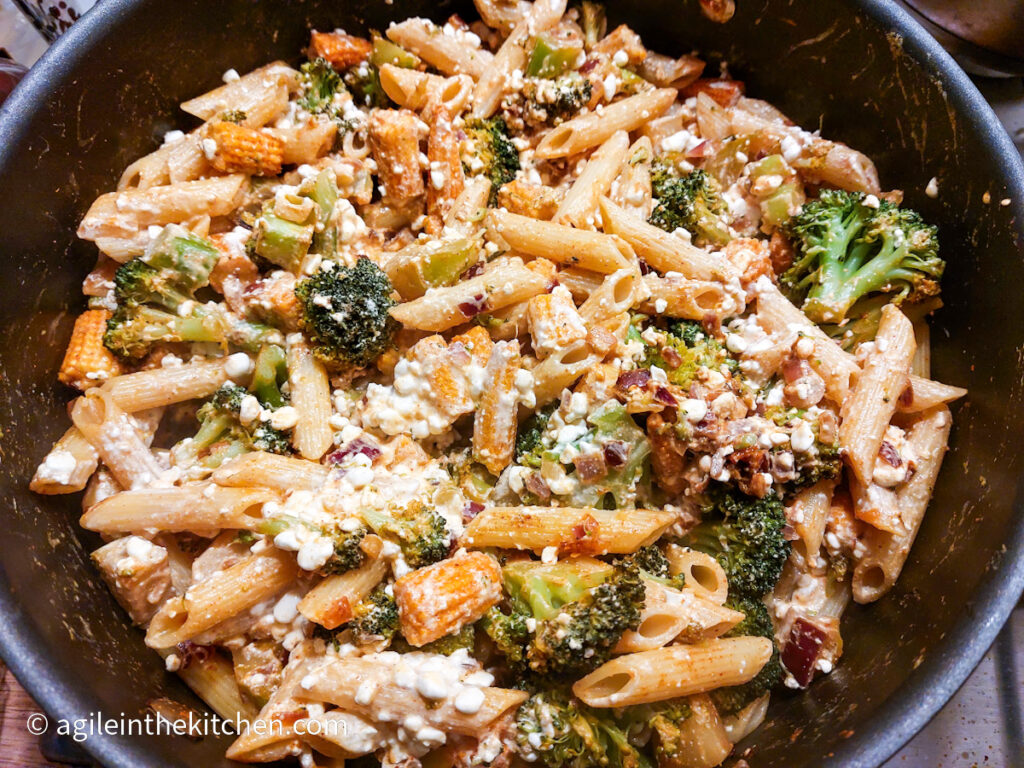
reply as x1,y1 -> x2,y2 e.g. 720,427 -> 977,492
31,1 -> 966,765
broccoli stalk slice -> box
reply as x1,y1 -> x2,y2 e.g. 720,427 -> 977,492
526,33 -> 583,79
369,33 -> 420,69
388,237 -> 481,299
503,560 -> 615,620
307,170 -> 339,259
251,344 -> 288,409
250,210 -> 314,272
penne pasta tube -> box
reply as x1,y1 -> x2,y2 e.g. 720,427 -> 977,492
852,406 -> 952,603
378,65 -> 475,114
71,389 -> 165,490
212,451 -> 332,492
849,474 -> 903,535
666,694 -> 734,768
464,506 -> 676,556
287,336 -> 333,460
444,175 -> 491,234
31,426 -> 99,494
101,357 -> 232,412
609,136 -> 654,221
579,267 -> 646,325
180,62 -> 298,125
557,266 -> 605,302
554,130 -> 630,228
572,637 -> 773,707
898,375 -> 967,413
639,273 -> 743,320
118,130 -> 208,191
535,89 -> 678,159
369,108 -> 426,203
167,647 -> 260,726
487,208 -> 634,274
529,341 -> 605,408
267,119 -> 338,165
789,478 -> 836,558
664,545 -> 729,604
298,538 -> 387,629
425,105 -> 465,229
599,197 -> 735,281
146,548 -> 298,648
386,18 -> 494,78
81,484 -> 278,535
614,581 -> 744,653
840,304 -> 916,485
299,655 -> 528,737
389,257 -> 548,332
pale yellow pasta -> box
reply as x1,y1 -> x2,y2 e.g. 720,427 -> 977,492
81,484 -> 277,534
487,208 -> 634,273
444,175 -> 492,233
298,539 -> 388,629
30,426 -> 99,495
101,357 -> 231,412
180,62 -> 297,125
639,273 -> 742,320
472,0 -> 531,32
267,120 -> 338,165
212,451 -> 332,492
299,655 -> 528,737
386,18 -> 494,78
556,266 -> 605,301
849,474 -> 903,535
473,340 -> 522,475
118,129 -> 208,191
790,478 -> 836,558
535,89 -> 677,159
378,64 -> 474,114
911,320 -> 930,378
599,197 -> 735,281
665,545 -> 729,604
722,694 -> 770,746
840,304 -> 916,486
853,406 -> 953,603
897,375 -> 967,413
464,506 -> 676,555
389,256 -> 548,332
573,637 -> 773,707
287,337 -> 333,461
91,537 -> 176,625
578,267 -> 645,325
614,581 -> 744,653
666,693 -> 734,768
146,548 -> 298,648
71,389 -> 164,490
608,136 -> 654,221
78,175 -> 248,260
368,108 -> 426,203
528,340 -> 605,407
555,130 -> 630,228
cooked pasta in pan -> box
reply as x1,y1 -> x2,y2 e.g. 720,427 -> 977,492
34,2 -> 967,765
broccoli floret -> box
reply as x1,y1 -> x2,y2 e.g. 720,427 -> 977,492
320,524 -> 369,575
684,485 -> 789,598
649,164 -> 731,246
113,226 -> 219,310
640,319 -> 738,390
623,545 -> 671,580
781,189 -> 944,325
522,72 -> 593,125
494,559 -> 645,678
392,624 -> 476,656
515,402 -> 558,468
343,61 -> 390,108
351,585 -> 399,645
298,58 -> 343,114
709,594 -> 783,715
618,699 -> 694,766
463,117 -> 520,204
174,382 -> 293,469
515,689 -> 654,768
295,257 -> 398,369
362,501 -> 451,569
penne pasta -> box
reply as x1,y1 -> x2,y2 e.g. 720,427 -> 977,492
554,130 -> 630,228
212,451 -> 332,492
30,426 -> 99,495
614,580 -> 744,653
464,506 -> 676,555
71,390 -> 165,490
386,18 -> 494,78
298,537 -> 387,629
101,357 -> 232,412
473,340 -> 522,474
573,637 -> 773,707
287,337 -> 333,461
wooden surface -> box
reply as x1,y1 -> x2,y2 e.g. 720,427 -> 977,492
0,661 -> 74,767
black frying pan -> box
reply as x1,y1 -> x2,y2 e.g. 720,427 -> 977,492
0,1 -> 1022,766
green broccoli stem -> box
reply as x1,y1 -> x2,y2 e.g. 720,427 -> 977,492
251,345 -> 288,408
308,170 -> 339,258
504,560 -> 614,621
389,238 -> 480,299
144,227 -> 220,291
806,229 -> 911,322
252,211 -> 314,272
526,34 -> 582,79
370,34 -> 420,69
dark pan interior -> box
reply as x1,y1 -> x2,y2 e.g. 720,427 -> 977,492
0,1 -> 1022,766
